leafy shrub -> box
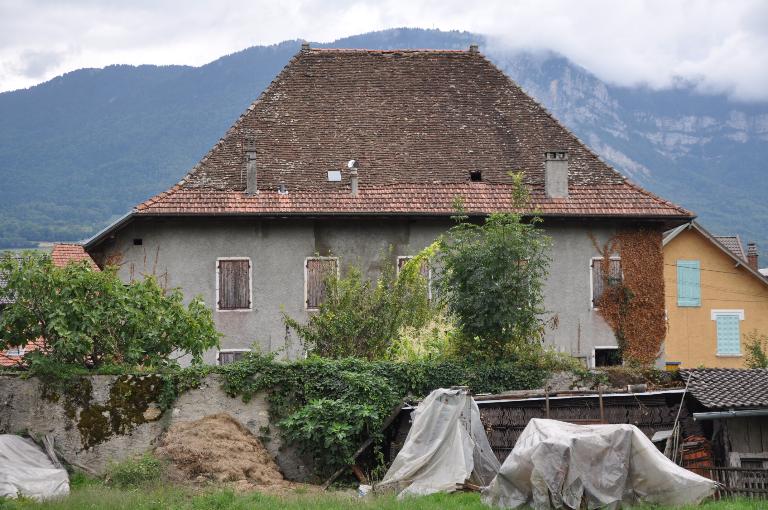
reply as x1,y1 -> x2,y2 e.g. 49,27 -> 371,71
283,254 -> 434,360
106,453 -> 165,488
436,174 -> 552,357
213,353 -> 549,474
744,330 -> 768,369
0,252 -> 220,370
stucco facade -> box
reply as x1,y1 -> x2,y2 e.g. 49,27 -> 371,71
98,216 -> 629,365
664,227 -> 768,368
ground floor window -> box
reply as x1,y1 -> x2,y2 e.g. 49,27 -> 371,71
217,349 -> 250,365
594,347 -> 622,367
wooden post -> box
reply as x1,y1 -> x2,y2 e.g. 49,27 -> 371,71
598,385 -> 605,423
545,388 -> 550,419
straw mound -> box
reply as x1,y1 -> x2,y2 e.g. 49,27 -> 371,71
155,413 -> 288,487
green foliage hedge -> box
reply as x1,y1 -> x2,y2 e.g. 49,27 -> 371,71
206,354 -> 549,474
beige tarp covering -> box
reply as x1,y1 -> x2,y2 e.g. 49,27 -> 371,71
377,388 -> 500,498
0,435 -> 69,500
482,419 -> 717,509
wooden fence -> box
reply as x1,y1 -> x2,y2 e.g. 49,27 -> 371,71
686,466 -> 768,499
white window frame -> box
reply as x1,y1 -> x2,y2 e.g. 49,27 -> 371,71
215,257 -> 252,312
304,256 -> 339,311
589,255 -> 621,310
591,345 -> 621,368
396,256 -> 433,301
216,348 -> 251,365
711,309 -> 744,357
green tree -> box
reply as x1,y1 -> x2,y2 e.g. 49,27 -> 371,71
0,252 -> 219,369
436,173 -> 551,357
284,253 -> 433,360
744,330 -> 768,369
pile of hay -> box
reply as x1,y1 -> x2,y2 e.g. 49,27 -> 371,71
155,413 -> 288,489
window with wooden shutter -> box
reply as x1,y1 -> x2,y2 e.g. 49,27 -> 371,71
305,257 -> 338,310
591,257 -> 622,307
217,258 -> 251,310
676,260 -> 701,307
397,256 -> 432,300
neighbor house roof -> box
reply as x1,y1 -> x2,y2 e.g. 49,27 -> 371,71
663,222 -> 768,288
713,235 -> 746,261
87,47 -> 692,248
50,243 -> 99,270
681,368 -> 768,410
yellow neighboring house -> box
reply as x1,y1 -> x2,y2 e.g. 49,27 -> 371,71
663,222 -> 768,368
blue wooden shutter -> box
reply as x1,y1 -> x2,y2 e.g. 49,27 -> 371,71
677,260 -> 701,307
716,314 -> 741,355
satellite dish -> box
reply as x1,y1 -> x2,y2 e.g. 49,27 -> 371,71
347,159 -> 358,170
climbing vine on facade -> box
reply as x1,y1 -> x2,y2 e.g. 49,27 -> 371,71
592,230 -> 666,365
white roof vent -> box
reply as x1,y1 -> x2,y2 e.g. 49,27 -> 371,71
327,170 -> 342,182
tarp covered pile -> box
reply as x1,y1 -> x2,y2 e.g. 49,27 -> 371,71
0,434 -> 69,500
482,418 -> 717,509
377,388 -> 500,497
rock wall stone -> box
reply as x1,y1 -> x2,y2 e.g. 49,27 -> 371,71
0,374 -> 311,481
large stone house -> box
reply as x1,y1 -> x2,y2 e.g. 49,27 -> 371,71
84,45 -> 693,366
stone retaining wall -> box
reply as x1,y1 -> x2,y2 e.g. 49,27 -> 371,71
0,375 -> 311,481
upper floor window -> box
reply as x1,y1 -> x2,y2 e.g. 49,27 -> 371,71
712,309 -> 743,356
591,257 -> 622,307
305,257 -> 338,310
677,260 -> 701,307
217,258 -> 251,310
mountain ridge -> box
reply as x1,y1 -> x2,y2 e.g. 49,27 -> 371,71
1,28 -> 765,258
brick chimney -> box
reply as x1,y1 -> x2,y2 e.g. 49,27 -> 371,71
545,151 -> 569,198
747,242 -> 759,271
245,145 -> 258,195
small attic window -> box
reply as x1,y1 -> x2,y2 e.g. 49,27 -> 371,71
470,171 -> 482,182
327,170 -> 342,182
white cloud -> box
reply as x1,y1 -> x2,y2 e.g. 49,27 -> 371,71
0,0 -> 766,101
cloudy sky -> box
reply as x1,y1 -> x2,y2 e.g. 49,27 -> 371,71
1,0 -> 767,101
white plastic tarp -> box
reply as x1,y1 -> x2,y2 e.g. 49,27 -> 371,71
482,418 -> 717,509
378,388 -> 500,498
0,435 -> 69,500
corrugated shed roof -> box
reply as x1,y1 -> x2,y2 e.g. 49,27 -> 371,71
134,48 -> 692,220
681,368 -> 768,410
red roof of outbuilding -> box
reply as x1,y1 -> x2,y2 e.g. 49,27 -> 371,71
51,244 -> 99,270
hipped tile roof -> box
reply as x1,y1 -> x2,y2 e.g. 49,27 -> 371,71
681,368 -> 768,410
133,48 -> 692,219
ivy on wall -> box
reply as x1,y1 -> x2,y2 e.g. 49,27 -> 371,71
592,230 -> 667,365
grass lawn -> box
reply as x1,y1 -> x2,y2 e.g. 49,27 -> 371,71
0,483 -> 766,510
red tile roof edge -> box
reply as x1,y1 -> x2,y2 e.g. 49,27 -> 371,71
51,243 -> 100,270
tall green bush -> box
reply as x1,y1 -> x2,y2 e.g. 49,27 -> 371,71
0,252 -> 219,369
436,173 -> 551,357
283,254 -> 434,360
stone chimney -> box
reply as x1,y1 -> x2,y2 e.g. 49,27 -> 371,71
245,146 -> 258,195
468,44 -> 479,54
747,242 -> 759,271
545,151 -> 569,198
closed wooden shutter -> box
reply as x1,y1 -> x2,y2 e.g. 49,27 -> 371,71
306,258 -> 337,309
592,258 -> 621,306
677,260 -> 701,307
218,259 -> 250,310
